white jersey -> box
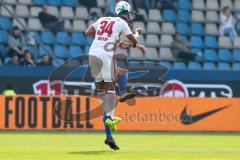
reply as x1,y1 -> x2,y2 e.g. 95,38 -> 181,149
89,17 -> 132,57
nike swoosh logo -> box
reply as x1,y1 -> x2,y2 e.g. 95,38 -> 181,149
180,105 -> 230,125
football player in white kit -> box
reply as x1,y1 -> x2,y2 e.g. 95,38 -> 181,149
85,1 -> 147,150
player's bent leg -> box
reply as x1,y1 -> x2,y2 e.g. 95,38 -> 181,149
116,67 -> 128,95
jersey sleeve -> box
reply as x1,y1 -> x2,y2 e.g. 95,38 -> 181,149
120,20 -> 132,36
91,19 -> 99,30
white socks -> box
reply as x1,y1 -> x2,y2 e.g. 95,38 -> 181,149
98,91 -> 116,119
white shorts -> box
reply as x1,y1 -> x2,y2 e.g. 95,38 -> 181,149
89,53 -> 116,82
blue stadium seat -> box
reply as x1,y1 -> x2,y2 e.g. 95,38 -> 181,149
54,45 -> 69,59
69,46 -> 83,57
56,32 -> 71,45
204,49 -> 218,62
178,0 -> 191,10
47,0 -> 61,6
203,62 -> 217,71
27,45 -> 36,55
0,30 -> 8,44
0,44 -> 4,53
163,9 -> 177,22
0,44 -> 6,57
218,63 -> 231,71
39,45 -> 53,57
63,0 -> 77,7
188,62 -> 202,70
86,37 -> 94,46
4,57 -> 11,65
191,48 -> 203,62
41,31 -> 55,45
205,36 -> 218,49
191,48 -> 202,54
32,31 -> 41,42
52,58 -> 65,67
174,62 -> 187,70
84,46 -> 90,54
233,63 -> 240,71
0,17 -> 12,30
178,10 -> 190,22
33,0 -> 46,5
159,61 -> 172,69
219,49 -> 232,62
72,32 -> 86,46
176,22 -> 190,35
233,49 -> 240,62
181,35 -> 188,43
190,36 -> 204,48
191,23 -> 204,36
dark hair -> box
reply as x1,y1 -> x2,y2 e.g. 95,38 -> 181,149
24,50 -> 31,54
174,32 -> 181,39
41,54 -> 49,58
12,25 -> 20,31
11,25 -> 20,35
24,50 -> 33,59
222,6 -> 230,13
11,53 -> 18,58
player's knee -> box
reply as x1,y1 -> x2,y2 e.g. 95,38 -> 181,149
105,82 -> 115,92
96,81 -> 105,93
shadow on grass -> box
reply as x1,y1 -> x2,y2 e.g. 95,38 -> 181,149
68,150 -> 112,155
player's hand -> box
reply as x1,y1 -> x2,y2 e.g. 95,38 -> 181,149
135,28 -> 142,35
134,28 -> 142,40
137,44 -> 147,54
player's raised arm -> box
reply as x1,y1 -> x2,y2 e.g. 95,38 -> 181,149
120,28 -> 147,54
85,18 -> 100,38
84,25 -> 96,37
126,34 -> 138,45
118,41 -> 147,54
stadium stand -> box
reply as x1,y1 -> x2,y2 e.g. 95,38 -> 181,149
0,0 -> 239,71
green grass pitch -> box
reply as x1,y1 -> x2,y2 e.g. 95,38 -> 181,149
0,131 -> 240,160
